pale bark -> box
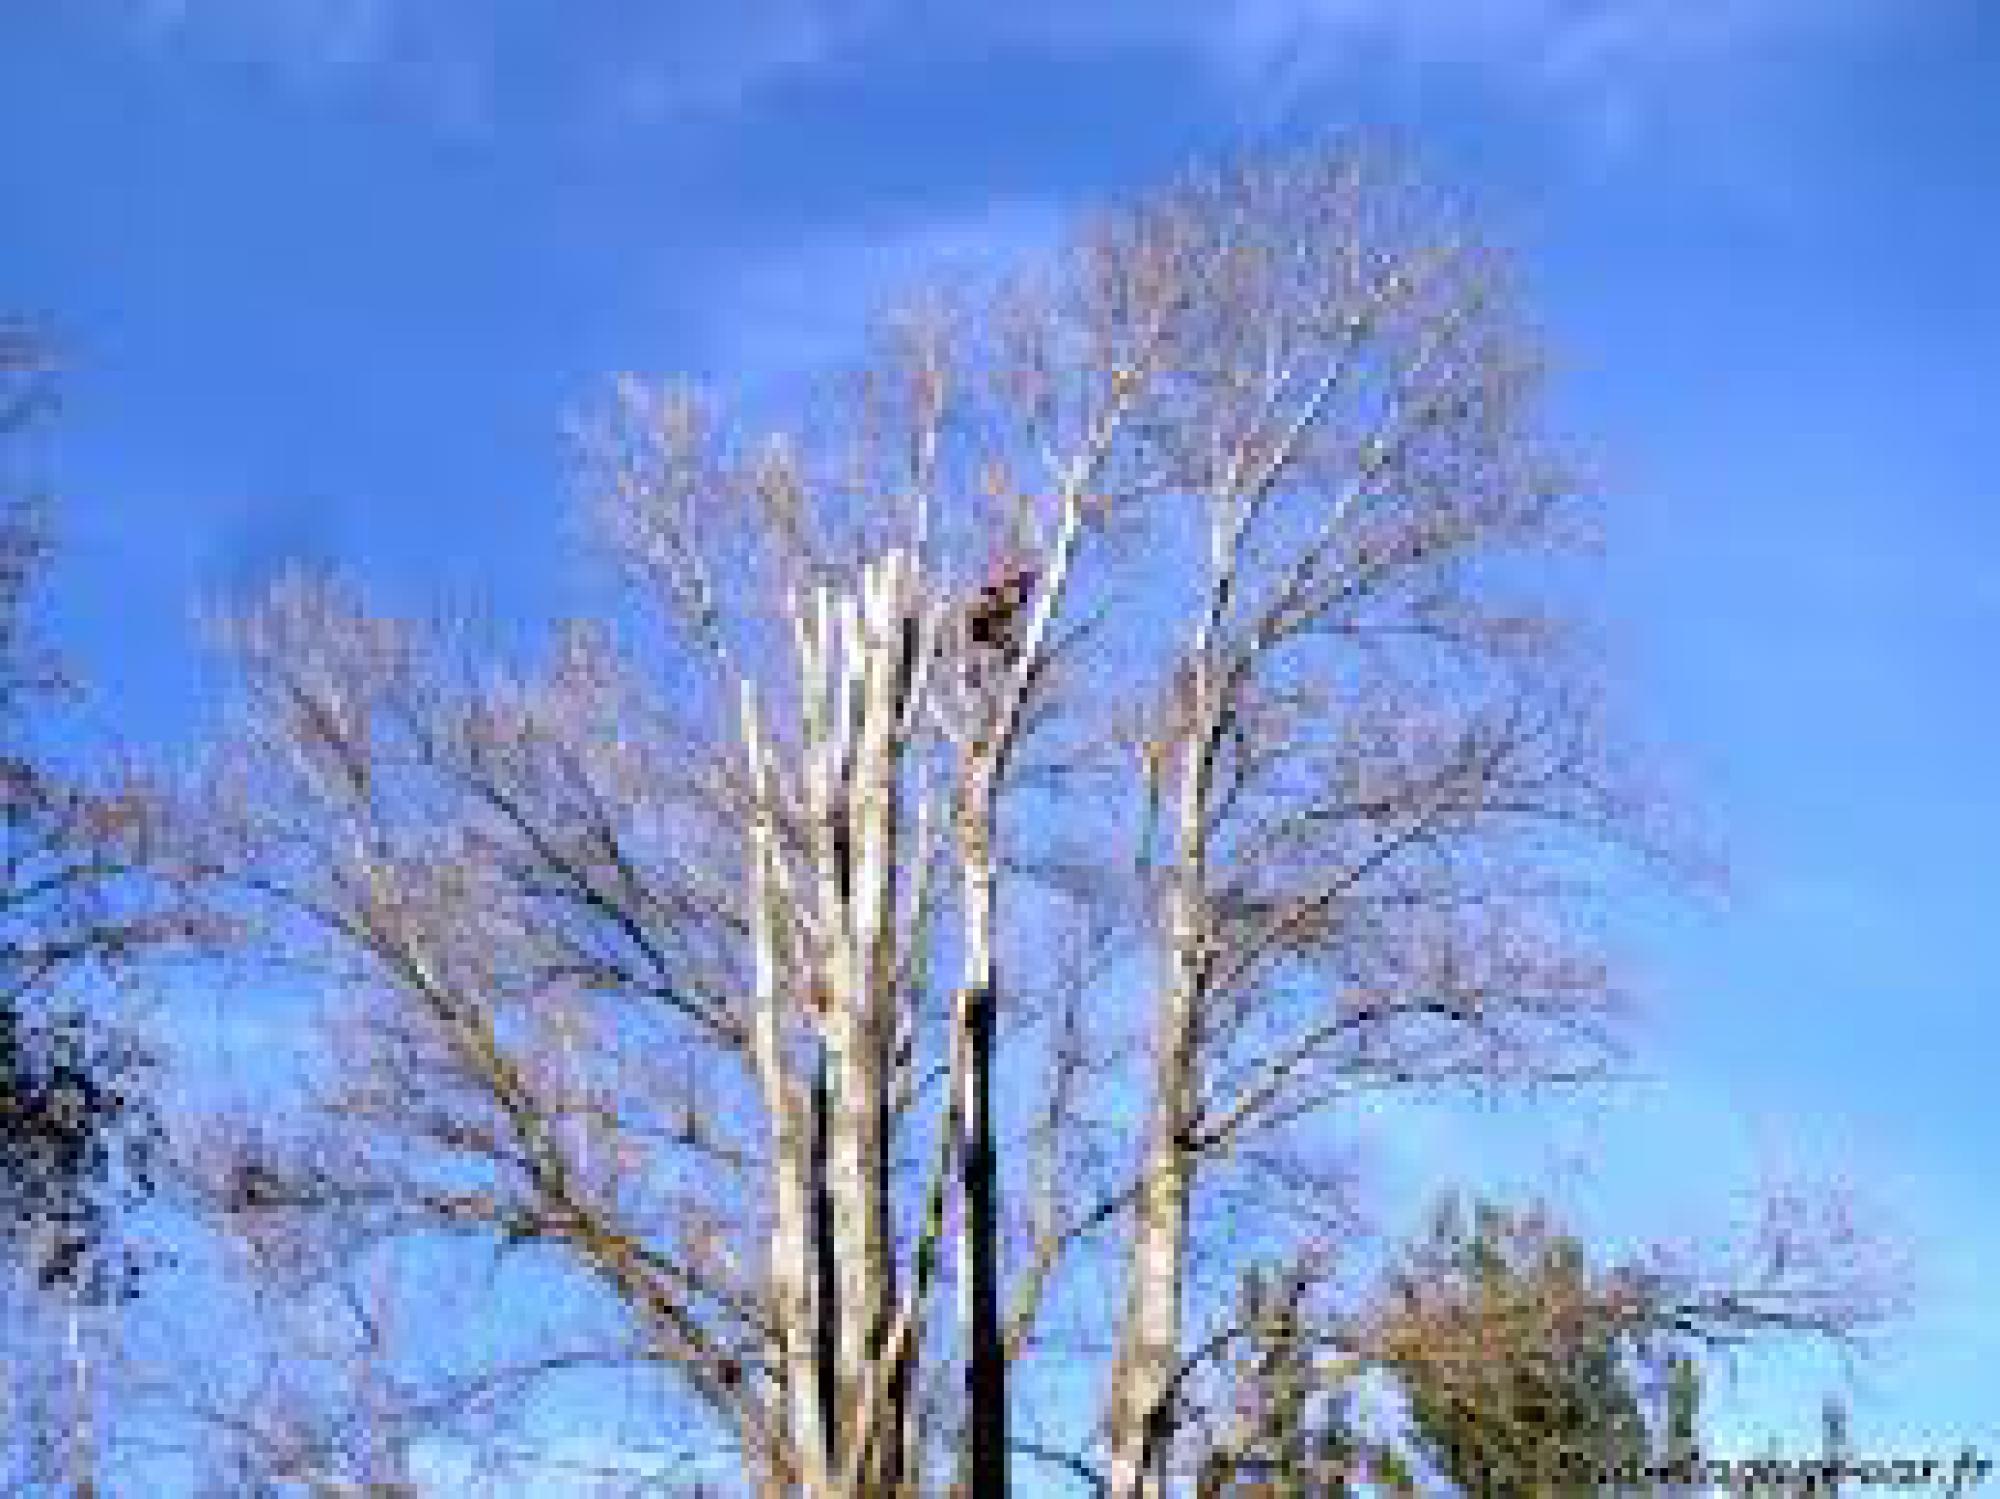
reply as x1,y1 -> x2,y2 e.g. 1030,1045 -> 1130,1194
65,1295 -> 97,1499
160,148 -> 1902,1497
946,451 -> 1099,1494
1108,691 -> 1210,1499
743,684 -> 831,1493
744,552 -> 929,1494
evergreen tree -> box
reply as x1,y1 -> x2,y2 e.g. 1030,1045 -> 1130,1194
1382,1196 -> 1679,1496
1196,1265 -> 1416,1498
1196,1210 -> 1717,1498
1819,1394 -> 1852,1497
1658,1352 -> 1705,1493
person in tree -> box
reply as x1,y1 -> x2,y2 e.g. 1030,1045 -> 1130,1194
964,554 -> 1038,662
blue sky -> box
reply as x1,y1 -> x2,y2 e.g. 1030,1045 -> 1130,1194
3,0 -> 1996,1473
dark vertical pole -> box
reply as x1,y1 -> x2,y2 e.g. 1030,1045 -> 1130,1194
962,979 -> 1006,1496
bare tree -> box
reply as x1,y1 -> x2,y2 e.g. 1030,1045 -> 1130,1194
175,147 -> 1895,1497
139,1109 -> 676,1498
0,324 -> 197,1498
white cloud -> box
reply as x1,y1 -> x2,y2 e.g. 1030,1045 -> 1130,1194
961,0 -> 1884,164
695,199 -> 1065,388
101,1 -> 1886,158
98,0 -> 506,134
103,0 -> 888,137
1186,0 -> 1883,155
114,0 -> 394,76
92,0 -> 1898,181
602,0 -> 888,128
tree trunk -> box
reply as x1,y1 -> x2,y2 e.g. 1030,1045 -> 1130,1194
743,685 -> 833,1495
956,777 -> 1007,1496
751,554 -> 924,1494
67,1296 -> 97,1499
1109,731 -> 1209,1498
